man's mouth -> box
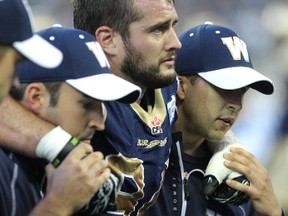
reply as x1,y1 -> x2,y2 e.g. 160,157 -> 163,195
219,117 -> 235,127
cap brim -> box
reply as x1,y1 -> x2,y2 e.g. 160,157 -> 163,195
66,73 -> 142,104
13,34 -> 63,68
198,66 -> 274,95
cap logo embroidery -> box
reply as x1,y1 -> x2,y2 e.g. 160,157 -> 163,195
86,41 -> 110,68
221,36 -> 250,63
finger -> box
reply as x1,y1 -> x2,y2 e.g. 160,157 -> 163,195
225,178 -> 261,201
62,142 -> 94,163
223,148 -> 258,173
224,159 -> 256,182
45,163 -> 55,179
226,178 -> 251,194
96,168 -> 111,185
78,151 -> 106,169
224,150 -> 265,184
91,168 -> 111,192
230,148 -> 266,173
228,147 -> 258,167
225,159 -> 272,198
84,157 -> 108,178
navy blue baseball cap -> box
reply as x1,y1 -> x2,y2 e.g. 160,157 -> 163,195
0,0 -> 62,68
175,22 -> 274,95
17,25 -> 141,103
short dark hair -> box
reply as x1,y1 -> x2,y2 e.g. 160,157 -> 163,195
188,74 -> 199,85
73,0 -> 141,39
73,0 -> 175,39
10,82 -> 62,107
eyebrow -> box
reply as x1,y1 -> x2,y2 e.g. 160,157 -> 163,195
146,18 -> 178,32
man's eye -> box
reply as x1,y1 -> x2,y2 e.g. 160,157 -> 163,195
82,102 -> 97,110
152,24 -> 169,34
154,26 -> 166,33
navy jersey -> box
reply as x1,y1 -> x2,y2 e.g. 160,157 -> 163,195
147,132 -> 258,216
0,148 -> 44,216
91,81 -> 178,216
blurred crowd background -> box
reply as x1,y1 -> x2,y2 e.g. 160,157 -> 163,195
28,0 -> 288,213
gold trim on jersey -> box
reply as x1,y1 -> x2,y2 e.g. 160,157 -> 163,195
130,89 -> 167,129
107,154 -> 169,216
107,154 -> 144,215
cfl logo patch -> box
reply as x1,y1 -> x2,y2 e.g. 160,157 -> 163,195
151,126 -> 163,135
151,115 -> 163,135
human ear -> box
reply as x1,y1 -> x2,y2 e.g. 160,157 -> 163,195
23,83 -> 49,115
176,76 -> 187,100
95,26 -> 117,55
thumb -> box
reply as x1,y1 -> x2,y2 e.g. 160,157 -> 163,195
45,163 -> 55,179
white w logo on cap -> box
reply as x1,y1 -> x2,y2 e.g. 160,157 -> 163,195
221,36 -> 250,63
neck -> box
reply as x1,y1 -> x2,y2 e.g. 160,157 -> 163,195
139,89 -> 154,111
111,67 -> 147,105
181,130 -> 207,157
173,113 -> 208,157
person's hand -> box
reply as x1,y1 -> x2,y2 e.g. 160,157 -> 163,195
30,142 -> 110,216
202,130 -> 250,205
224,147 -> 282,216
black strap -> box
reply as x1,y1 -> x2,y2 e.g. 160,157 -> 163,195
52,137 -> 80,167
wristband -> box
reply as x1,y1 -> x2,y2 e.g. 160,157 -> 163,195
36,126 -> 72,162
52,137 -> 80,167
